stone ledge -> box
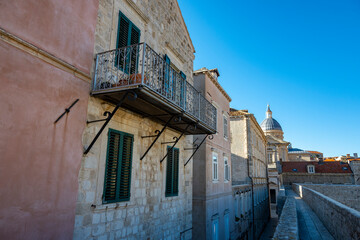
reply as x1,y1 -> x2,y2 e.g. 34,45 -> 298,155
273,196 -> 299,240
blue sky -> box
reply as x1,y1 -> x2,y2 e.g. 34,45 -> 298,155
179,0 -> 360,157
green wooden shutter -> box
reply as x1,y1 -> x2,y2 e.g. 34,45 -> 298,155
104,130 -> 121,202
164,55 -> 171,97
118,134 -> 133,200
165,146 -> 179,197
173,148 -> 179,195
117,12 -> 130,49
165,146 -> 173,196
103,129 -> 133,203
116,11 -> 141,73
129,25 -> 141,74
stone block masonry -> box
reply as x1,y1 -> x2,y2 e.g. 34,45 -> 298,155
273,195 -> 298,240
293,184 -> 360,240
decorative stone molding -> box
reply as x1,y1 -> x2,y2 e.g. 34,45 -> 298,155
124,0 -> 150,24
165,41 -> 185,64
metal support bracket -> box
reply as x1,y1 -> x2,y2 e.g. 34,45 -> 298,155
184,134 -> 213,167
160,124 -> 191,163
140,115 -> 177,160
161,136 -> 179,145
54,99 -> 79,124
87,111 -> 111,124
84,92 -> 136,155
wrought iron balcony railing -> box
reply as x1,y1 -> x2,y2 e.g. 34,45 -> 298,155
92,42 -> 217,134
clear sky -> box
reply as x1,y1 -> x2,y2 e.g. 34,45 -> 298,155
178,0 -> 360,157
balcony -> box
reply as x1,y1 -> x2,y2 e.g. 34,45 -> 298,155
92,43 -> 216,135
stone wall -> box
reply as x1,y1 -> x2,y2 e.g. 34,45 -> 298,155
350,161 -> 360,184
282,173 -> 354,185
93,0 -> 194,82
74,1 -> 196,239
297,184 -> 360,211
293,184 -> 360,240
273,196 -> 298,240
75,100 -> 193,239
192,70 -> 233,240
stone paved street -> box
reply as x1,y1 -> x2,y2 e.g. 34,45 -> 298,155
259,217 -> 278,240
286,189 -> 334,240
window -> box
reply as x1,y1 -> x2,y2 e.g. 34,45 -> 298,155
307,165 -> 315,174
234,195 -> 239,220
223,116 -> 228,139
166,146 -> 179,197
211,216 -> 219,240
103,129 -> 134,203
224,211 -> 230,240
116,11 -> 141,73
212,152 -> 218,181
268,153 -> 273,163
224,156 -> 230,181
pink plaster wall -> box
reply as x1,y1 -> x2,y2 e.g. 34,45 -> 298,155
0,0 -> 98,74
0,0 -> 98,239
0,40 -> 88,240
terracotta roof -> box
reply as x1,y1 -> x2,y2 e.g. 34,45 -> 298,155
282,161 -> 353,173
324,159 -> 336,162
307,151 -> 323,155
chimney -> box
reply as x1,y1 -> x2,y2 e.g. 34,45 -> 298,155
346,154 -> 350,158
354,153 -> 358,158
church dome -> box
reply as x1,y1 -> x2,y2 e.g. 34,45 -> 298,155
260,105 -> 283,131
261,118 -> 282,131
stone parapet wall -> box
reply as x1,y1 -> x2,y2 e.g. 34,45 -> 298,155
273,196 -> 298,240
299,184 -> 360,211
282,173 -> 354,185
293,184 -> 360,240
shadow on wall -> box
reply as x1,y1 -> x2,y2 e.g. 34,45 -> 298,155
231,153 -> 251,185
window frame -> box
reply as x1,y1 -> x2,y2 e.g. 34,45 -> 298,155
223,115 -> 228,139
307,165 -> 315,174
224,156 -> 230,182
212,152 -> 218,181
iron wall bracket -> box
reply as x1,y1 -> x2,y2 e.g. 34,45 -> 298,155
184,134 -> 213,166
87,111 -> 111,124
140,115 -> 178,160
160,124 -> 191,163
83,91 -> 136,155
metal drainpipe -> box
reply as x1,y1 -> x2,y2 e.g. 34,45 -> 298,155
265,142 -> 271,220
247,154 -> 255,240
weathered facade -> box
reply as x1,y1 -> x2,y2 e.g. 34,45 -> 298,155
230,109 -> 270,239
74,1 -> 216,239
192,68 -> 233,240
0,1 -> 99,239
260,105 -> 289,218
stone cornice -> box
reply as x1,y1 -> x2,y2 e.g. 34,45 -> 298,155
165,42 -> 185,64
230,110 -> 267,143
124,0 -> 150,24
0,27 -> 90,82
